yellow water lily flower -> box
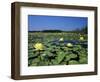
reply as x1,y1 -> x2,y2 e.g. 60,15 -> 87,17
34,43 -> 44,50
67,43 -> 73,47
80,36 -> 84,41
59,38 -> 64,41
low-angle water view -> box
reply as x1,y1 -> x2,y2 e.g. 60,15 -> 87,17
28,15 -> 88,66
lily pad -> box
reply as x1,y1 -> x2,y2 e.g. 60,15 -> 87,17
56,51 -> 66,64
68,60 -> 79,65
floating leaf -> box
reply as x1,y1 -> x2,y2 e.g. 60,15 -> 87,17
65,55 -> 71,61
56,51 -> 66,64
68,60 -> 79,65
69,54 -> 77,59
79,57 -> 87,64
51,60 -> 58,65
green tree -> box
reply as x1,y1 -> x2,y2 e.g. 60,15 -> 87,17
81,26 -> 87,34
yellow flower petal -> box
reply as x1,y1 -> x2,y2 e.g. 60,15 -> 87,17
34,43 -> 44,50
80,37 -> 84,40
67,43 -> 73,47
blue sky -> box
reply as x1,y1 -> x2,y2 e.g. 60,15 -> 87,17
28,15 -> 87,31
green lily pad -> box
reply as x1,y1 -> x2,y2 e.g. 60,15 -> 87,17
56,51 -> 66,64
68,60 -> 79,65
79,57 -> 87,64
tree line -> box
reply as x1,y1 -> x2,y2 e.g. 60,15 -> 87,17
29,26 -> 87,34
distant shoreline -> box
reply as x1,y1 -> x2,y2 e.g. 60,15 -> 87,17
28,31 -> 84,33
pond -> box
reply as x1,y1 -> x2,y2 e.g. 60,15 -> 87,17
49,40 -> 87,48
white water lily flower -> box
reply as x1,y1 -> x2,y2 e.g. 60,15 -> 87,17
67,43 -> 73,47
59,38 -> 64,41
